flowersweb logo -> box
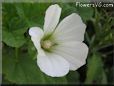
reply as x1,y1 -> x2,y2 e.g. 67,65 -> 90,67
29,4 -> 88,77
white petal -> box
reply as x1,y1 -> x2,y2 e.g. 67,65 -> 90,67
37,53 -> 70,77
54,13 -> 86,42
44,4 -> 61,34
29,27 -> 45,56
53,41 -> 88,70
29,27 -> 44,39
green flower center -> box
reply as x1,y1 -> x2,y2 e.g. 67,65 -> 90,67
41,33 -> 58,52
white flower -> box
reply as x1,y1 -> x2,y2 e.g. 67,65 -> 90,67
29,4 -> 88,77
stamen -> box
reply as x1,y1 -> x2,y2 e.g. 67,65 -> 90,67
41,40 -> 52,49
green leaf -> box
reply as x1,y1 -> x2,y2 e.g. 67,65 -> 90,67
2,76 -> 13,85
85,53 -> 103,84
3,49 -> 44,84
2,4 -> 28,48
27,40 -> 37,60
66,71 -> 79,84
43,75 -> 67,84
76,6 -> 94,22
60,3 -> 78,20
3,30 -> 26,48
2,48 -> 67,84
60,3 -> 94,22
101,71 -> 107,84
15,3 -> 50,28
106,67 -> 114,83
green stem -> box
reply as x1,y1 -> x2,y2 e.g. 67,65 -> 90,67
85,32 -> 91,45
15,48 -> 19,62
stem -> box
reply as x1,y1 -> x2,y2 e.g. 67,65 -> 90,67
15,48 -> 19,62
96,43 -> 113,51
85,32 -> 91,45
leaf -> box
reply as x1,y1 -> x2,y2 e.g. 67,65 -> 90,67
2,48 -> 67,84
59,3 -> 78,20
3,49 -> 44,84
106,67 -> 114,83
15,4 -> 31,27
101,71 -> 107,84
3,30 -> 26,48
76,6 -> 94,22
85,53 -> 103,84
27,40 -> 37,60
43,75 -> 67,84
2,4 -> 28,48
60,3 -> 93,22
66,71 -> 79,84
2,75 -> 13,85
15,3 -> 51,28
2,3 -> 17,23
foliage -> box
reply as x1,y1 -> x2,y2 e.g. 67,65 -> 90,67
2,2 -> 113,85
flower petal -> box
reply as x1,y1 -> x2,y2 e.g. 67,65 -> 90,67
54,13 -> 86,42
29,27 -> 44,40
53,41 -> 88,70
44,4 -> 61,34
37,53 -> 70,77
29,27 -> 45,56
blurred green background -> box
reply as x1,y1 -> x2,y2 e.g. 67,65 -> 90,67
2,2 -> 114,85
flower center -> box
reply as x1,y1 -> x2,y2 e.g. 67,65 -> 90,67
41,40 -> 52,49
41,33 -> 58,52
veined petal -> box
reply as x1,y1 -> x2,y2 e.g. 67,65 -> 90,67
37,53 -> 70,77
53,41 -> 88,70
44,4 -> 61,34
29,27 -> 45,56
29,27 -> 44,40
54,13 -> 86,42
